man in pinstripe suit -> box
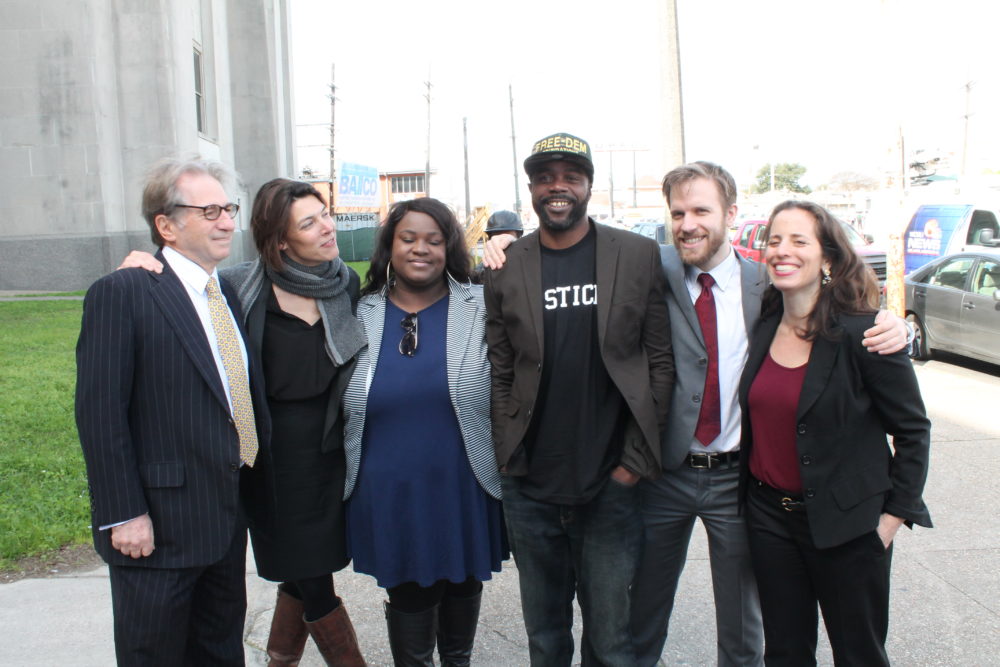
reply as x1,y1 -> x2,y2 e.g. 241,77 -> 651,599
76,157 -> 269,666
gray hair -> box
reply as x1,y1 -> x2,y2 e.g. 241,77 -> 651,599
141,156 -> 239,246
661,161 -> 738,209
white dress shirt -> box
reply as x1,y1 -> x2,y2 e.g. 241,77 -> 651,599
684,248 -> 749,454
162,247 -> 249,417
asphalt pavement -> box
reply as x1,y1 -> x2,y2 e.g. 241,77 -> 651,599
2,355 -> 999,666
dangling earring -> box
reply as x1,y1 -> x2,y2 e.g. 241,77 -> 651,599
386,262 -> 395,288
822,266 -> 832,285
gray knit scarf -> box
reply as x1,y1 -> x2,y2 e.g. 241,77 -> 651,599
231,255 -> 366,367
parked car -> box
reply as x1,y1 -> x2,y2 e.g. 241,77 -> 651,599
632,221 -> 667,244
904,250 -> 1000,365
731,218 -> 887,285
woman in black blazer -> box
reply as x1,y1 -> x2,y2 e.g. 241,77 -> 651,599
737,201 -> 931,666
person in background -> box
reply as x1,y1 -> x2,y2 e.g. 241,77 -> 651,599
473,210 -> 523,282
485,210 -> 524,242
342,197 -> 505,667
115,178 -> 367,666
738,200 -> 931,666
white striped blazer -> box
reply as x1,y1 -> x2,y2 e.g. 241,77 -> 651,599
342,275 -> 501,500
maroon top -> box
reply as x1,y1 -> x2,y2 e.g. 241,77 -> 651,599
748,352 -> 808,494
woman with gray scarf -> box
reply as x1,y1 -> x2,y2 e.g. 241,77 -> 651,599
117,178 -> 368,665
226,179 -> 367,666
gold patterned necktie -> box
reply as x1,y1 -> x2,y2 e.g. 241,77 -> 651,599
206,277 -> 258,467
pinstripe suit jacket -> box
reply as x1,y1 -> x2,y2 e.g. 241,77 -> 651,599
75,253 -> 270,568
342,276 -> 501,501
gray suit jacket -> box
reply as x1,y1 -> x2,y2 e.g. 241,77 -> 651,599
341,276 -> 501,501
659,245 -> 766,470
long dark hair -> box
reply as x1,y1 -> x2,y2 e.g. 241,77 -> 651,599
760,200 -> 879,340
363,197 -> 471,295
251,178 -> 327,271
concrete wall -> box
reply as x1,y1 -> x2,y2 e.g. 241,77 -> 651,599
0,0 -> 293,290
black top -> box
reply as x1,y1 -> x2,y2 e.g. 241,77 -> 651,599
261,290 -> 336,401
251,288 -> 348,581
517,226 -> 625,504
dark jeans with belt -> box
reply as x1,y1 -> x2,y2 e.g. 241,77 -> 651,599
745,479 -> 892,667
502,474 -> 642,667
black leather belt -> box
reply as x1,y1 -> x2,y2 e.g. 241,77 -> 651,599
684,450 -> 740,470
751,476 -> 805,511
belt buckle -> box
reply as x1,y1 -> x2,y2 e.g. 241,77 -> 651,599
689,453 -> 715,469
780,497 -> 799,512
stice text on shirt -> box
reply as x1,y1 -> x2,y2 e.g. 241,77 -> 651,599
544,283 -> 598,310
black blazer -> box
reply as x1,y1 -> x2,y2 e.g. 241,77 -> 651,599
738,311 -> 932,549
76,253 -> 271,568
484,222 -> 674,478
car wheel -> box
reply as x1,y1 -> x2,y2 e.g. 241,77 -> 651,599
906,313 -> 930,360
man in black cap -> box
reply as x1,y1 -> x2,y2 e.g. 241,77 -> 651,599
485,210 -> 524,241
484,132 -> 674,665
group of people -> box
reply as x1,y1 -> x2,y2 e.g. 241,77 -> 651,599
75,130 -> 931,667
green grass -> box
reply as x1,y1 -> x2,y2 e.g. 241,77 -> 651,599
13,291 -> 86,298
0,301 -> 91,568
346,260 -> 371,282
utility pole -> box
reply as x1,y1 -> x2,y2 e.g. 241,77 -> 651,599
595,146 -> 648,219
609,152 -> 616,219
463,117 -> 471,222
632,150 -> 638,208
328,64 -> 337,211
509,84 -> 522,216
961,80 -> 974,180
424,76 -> 432,196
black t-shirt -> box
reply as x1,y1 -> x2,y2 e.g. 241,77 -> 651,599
519,226 -> 626,504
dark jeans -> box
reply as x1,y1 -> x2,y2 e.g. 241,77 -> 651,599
746,480 -> 892,667
502,475 -> 642,667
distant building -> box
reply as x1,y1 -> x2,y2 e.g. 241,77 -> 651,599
0,0 -> 295,290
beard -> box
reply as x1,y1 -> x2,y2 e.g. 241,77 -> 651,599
676,226 -> 727,268
533,194 -> 590,232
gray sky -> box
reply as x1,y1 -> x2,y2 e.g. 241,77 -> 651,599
289,0 -> 999,210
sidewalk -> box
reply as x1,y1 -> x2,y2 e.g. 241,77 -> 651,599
2,360 -> 999,665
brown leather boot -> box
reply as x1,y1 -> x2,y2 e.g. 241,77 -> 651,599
306,598 -> 366,666
266,589 -> 309,666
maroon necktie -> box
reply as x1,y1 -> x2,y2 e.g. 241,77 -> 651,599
694,273 -> 721,446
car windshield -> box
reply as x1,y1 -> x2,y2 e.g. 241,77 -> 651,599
838,220 -> 867,245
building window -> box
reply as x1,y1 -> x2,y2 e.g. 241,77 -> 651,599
391,174 -> 425,194
193,47 -> 206,134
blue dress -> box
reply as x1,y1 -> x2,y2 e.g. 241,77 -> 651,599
347,296 -> 505,588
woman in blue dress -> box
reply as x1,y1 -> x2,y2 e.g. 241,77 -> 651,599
342,197 -> 505,667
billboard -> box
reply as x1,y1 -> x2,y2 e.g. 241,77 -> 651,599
337,162 -> 379,208
335,211 -> 380,262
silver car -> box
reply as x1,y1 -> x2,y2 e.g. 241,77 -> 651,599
904,250 -> 1000,364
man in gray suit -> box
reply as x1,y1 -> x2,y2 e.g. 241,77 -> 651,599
630,161 -> 910,667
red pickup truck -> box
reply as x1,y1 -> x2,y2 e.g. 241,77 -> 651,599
731,218 -> 887,285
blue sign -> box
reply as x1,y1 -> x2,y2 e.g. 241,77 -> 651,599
337,162 -> 379,207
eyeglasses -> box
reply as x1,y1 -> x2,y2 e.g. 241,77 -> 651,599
399,312 -> 419,357
174,202 -> 240,221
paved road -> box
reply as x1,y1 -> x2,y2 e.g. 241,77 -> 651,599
2,356 -> 999,665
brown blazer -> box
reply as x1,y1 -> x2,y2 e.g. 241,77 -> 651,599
483,221 -> 674,479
